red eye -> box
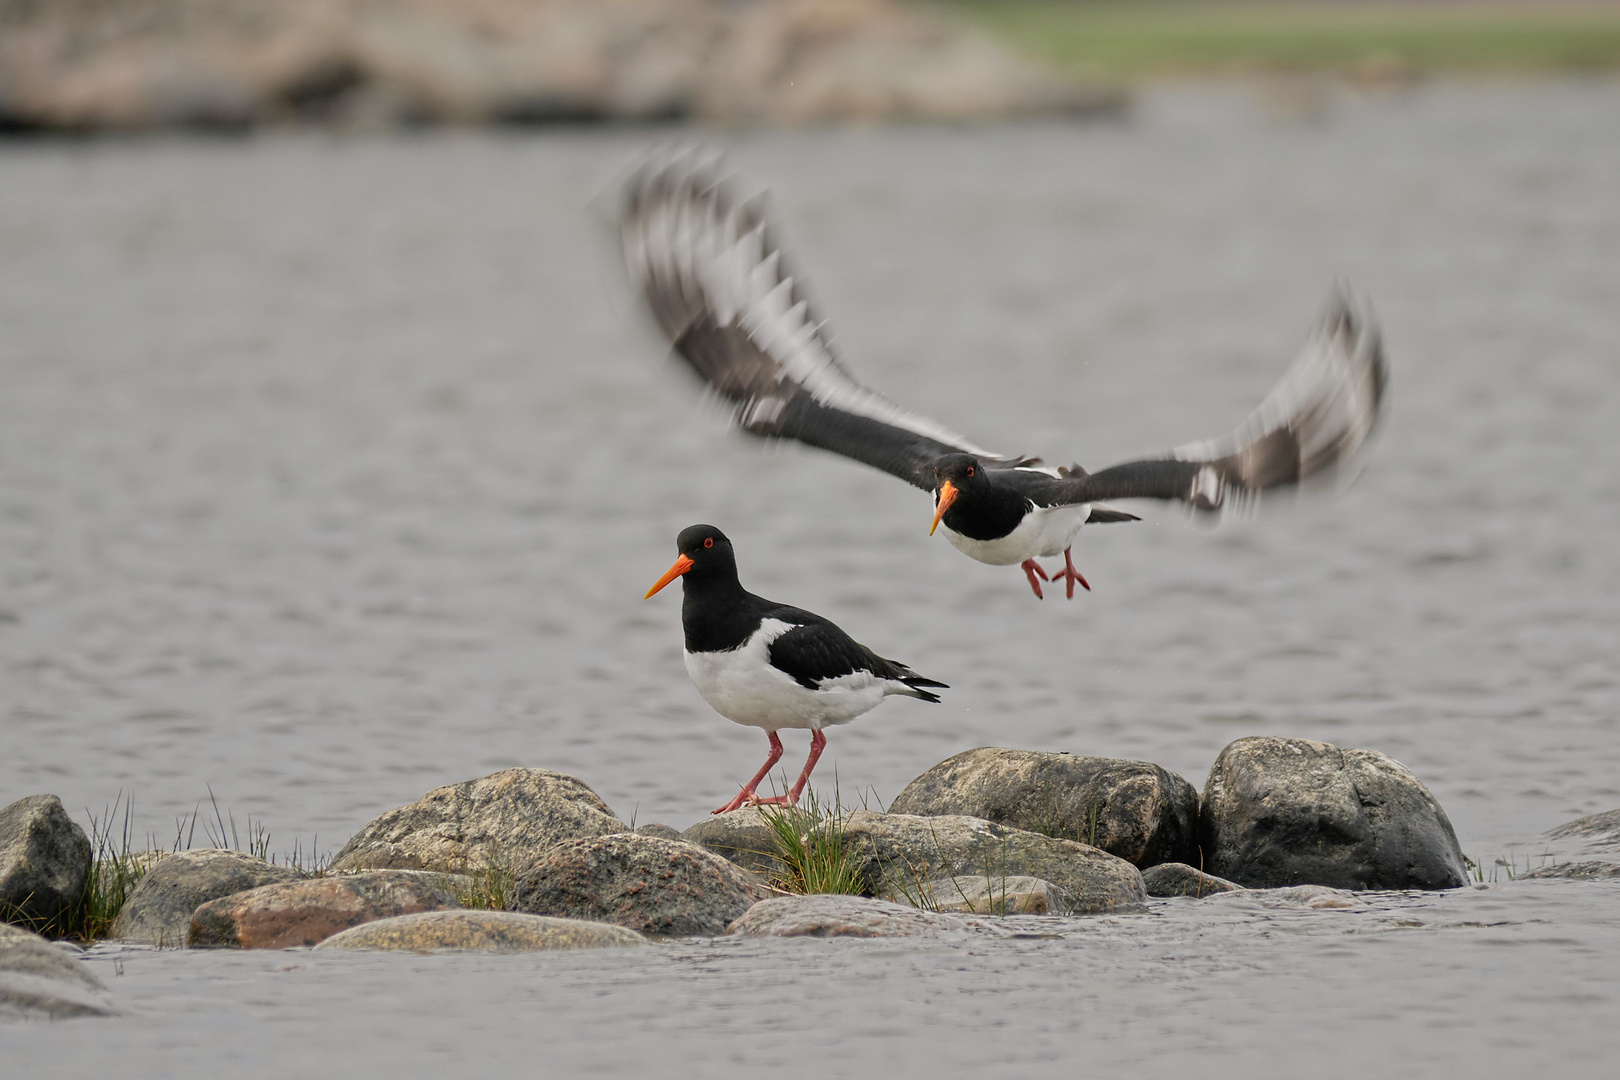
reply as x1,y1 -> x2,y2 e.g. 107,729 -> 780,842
704,537 -> 714,548
966,466 -> 974,476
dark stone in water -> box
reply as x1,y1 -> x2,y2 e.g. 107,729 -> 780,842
513,833 -> 760,937
1200,737 -> 1467,891
888,748 -> 1199,868
1141,862 -> 1243,898
0,795 -> 91,930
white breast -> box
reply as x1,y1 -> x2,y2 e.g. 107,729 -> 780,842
939,503 -> 1091,565
683,618 -> 896,732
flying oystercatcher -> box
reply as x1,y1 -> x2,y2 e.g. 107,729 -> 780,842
619,152 -> 1389,599
645,524 -> 946,814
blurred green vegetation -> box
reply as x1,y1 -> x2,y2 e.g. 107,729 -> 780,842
938,2 -> 1620,75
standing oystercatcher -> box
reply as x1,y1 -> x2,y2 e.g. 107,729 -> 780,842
645,524 -> 946,814
620,152 -> 1389,599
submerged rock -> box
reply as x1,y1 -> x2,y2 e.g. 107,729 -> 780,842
680,808 -> 786,877
1519,861 -> 1620,881
189,871 -> 460,948
112,849 -> 302,946
839,810 -> 1145,914
514,833 -> 759,936
0,795 -> 92,930
1209,884 -> 1360,909
0,923 -> 110,1019
1140,862 -> 1244,898
1200,737 -> 1467,891
1544,809 -> 1620,853
889,748 -> 1200,868
330,768 -> 626,874
314,910 -> 647,952
0,0 -> 1122,132
728,895 -> 985,937
921,874 -> 1065,915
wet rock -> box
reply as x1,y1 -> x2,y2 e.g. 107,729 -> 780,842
1519,861 -> 1620,881
0,795 -> 92,930
513,833 -> 759,937
111,849 -> 302,946
1210,884 -> 1360,909
0,923 -> 111,1018
314,909 -> 648,952
189,870 -> 460,948
1141,862 -> 1244,898
633,823 -> 682,842
839,810 -> 1146,914
922,874 -> 1064,915
1200,737 -> 1468,891
728,895 -> 987,937
680,808 -> 785,877
889,748 -> 1200,868
330,768 -> 627,874
1545,809 -> 1620,852
0,0 -> 1122,132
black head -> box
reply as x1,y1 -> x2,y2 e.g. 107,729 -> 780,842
930,454 -> 989,534
644,524 -> 740,598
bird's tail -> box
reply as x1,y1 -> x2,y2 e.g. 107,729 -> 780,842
890,668 -> 948,703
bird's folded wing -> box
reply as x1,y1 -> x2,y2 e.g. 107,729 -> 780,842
762,612 -> 899,690
1047,288 -> 1388,513
621,151 -> 1013,491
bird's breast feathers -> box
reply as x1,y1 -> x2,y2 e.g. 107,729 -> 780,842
683,618 -> 894,731
940,502 -> 1091,565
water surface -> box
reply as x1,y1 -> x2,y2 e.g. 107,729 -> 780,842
2,80 -> 1617,1074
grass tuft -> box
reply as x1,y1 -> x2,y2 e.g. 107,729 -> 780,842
756,786 -> 867,897
449,860 -> 521,911
2,792 -> 329,942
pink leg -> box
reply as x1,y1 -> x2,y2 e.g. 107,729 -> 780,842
1052,547 -> 1091,600
1020,558 -> 1049,599
785,729 -> 828,805
713,731 -> 785,814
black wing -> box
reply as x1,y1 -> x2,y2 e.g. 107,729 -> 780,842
620,150 -> 1024,492
765,608 -> 946,701
1039,289 -> 1388,513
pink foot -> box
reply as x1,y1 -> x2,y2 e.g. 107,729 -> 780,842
713,732 -> 785,814
1020,558 -> 1049,600
1052,547 -> 1091,600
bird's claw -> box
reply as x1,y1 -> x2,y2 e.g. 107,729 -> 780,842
1052,549 -> 1091,600
1020,559 -> 1048,600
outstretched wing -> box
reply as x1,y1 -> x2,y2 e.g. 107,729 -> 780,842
1043,288 -> 1388,513
620,150 -> 1021,491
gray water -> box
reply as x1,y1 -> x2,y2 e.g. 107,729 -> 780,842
2,80 -> 1618,1075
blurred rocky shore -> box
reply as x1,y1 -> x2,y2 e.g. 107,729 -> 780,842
0,0 -> 1123,132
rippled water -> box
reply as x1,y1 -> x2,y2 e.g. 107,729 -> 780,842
2,80 -> 1618,1073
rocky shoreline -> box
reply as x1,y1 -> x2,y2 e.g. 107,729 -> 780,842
0,0 -> 1123,133
5,734 -> 1617,1019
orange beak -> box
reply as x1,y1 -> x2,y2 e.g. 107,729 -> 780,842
929,481 -> 959,536
644,554 -> 694,599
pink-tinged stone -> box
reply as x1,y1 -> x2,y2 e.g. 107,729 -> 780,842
188,871 -> 460,949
